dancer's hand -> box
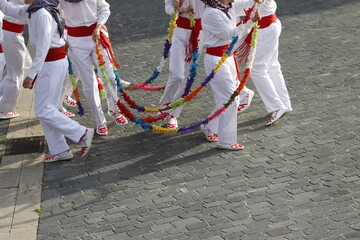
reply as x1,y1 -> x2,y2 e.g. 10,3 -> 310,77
177,4 -> 194,14
92,24 -> 103,43
252,10 -> 261,22
23,77 -> 33,89
254,0 -> 264,4
187,5 -> 194,14
64,41 -> 69,53
173,0 -> 184,8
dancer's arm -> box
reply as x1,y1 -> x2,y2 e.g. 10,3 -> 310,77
24,13 -> 54,87
165,0 -> 175,15
97,0 -> 110,25
0,0 -> 29,22
202,9 -> 255,41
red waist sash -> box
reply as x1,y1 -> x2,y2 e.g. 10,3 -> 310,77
207,44 -> 241,81
258,14 -> 278,29
0,44 -> 3,53
65,23 -> 97,37
45,46 -> 67,62
206,44 -> 232,57
2,20 -> 25,33
176,16 -> 202,31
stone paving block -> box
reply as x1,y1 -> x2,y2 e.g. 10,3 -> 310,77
0,233 -> 10,240
0,216 -> 12,234
0,169 -> 20,188
0,155 -> 22,169
9,227 -> 37,240
11,211 -> 38,228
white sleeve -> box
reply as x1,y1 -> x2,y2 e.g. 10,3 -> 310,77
0,11 -> 3,43
0,1 -> 29,22
97,0 -> 110,25
27,14 -> 55,79
203,10 -> 247,40
165,0 -> 175,15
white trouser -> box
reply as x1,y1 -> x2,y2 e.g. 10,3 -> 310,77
238,86 -> 251,104
205,54 -> 240,145
251,20 -> 291,113
231,36 -> 254,105
0,30 -> 32,112
0,53 -> 5,94
59,72 -> 76,112
160,27 -> 204,118
68,35 -> 118,126
34,57 -> 86,156
58,53 -> 80,111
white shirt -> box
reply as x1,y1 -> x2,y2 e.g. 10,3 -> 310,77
59,0 -> 110,27
0,2 -> 66,79
3,0 -> 28,25
258,0 -> 277,17
202,0 -> 255,48
165,0 -> 206,19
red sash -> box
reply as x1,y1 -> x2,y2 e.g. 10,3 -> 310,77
258,14 -> 278,29
30,46 -> 67,89
0,44 -> 3,53
242,14 -> 278,46
206,45 -> 241,81
65,23 -> 97,37
176,16 -> 202,31
99,30 -> 120,69
206,45 -> 233,57
177,16 -> 202,62
2,20 -> 25,33
45,46 -> 67,62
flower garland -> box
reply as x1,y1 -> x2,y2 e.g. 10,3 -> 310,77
94,18 -> 259,135
95,44 -> 119,102
96,35 -> 238,134
178,23 -> 259,133
110,30 -> 236,118
96,75 -> 106,100
93,66 -> 107,100
119,12 -> 201,117
189,11 -> 196,28
182,9 -> 201,97
96,43 -> 171,124
67,57 -> 84,116
113,66 -> 170,121
121,23 -> 259,134
95,41 -> 177,134
125,9 -> 178,92
110,37 -> 231,119
160,36 -> 239,113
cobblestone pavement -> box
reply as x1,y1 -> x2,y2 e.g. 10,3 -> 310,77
33,0 -> 360,239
